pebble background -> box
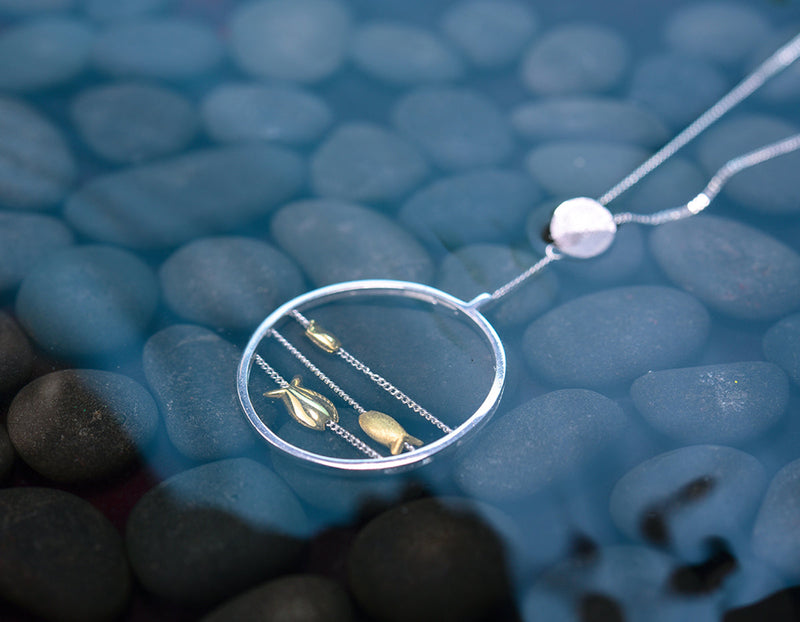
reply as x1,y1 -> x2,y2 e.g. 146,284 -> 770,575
1,1 -> 799,621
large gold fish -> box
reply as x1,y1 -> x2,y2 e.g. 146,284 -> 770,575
359,410 -> 423,455
265,376 -> 338,431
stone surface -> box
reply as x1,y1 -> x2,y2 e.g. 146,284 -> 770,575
15,245 -> 159,358
631,362 -> 789,445
64,145 -> 304,249
0,425 -> 13,481
0,0 -> 73,14
454,389 -> 627,501
752,30 -> 800,105
611,157 -> 706,215
393,87 -> 513,170
0,312 -> 34,397
523,286 -> 710,389
126,458 -> 308,605
0,97 -> 76,210
70,82 -> 197,163
650,215 -> 800,320
7,369 -> 159,483
752,457 -> 800,576
143,324 -> 256,461
83,0 -> 171,21
763,313 -> 800,387
0,487 -> 131,621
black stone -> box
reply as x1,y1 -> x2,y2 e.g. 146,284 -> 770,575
0,311 -> 33,397
723,586 -> 800,622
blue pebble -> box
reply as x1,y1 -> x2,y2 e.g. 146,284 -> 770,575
83,0 -> 171,21
611,157 -> 707,215
752,30 -> 800,104
752,457 -> 800,577
763,313 -> 800,387
0,0 -> 73,15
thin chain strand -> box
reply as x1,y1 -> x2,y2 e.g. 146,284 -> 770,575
488,245 -> 562,304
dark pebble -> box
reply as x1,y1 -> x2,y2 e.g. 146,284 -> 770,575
0,424 -> 13,480
0,311 -> 34,397
126,457 -> 309,605
752,457 -> 800,577
0,487 -> 131,621
7,369 -> 159,483
763,313 -> 800,387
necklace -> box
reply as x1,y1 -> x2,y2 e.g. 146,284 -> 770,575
237,31 -> 800,473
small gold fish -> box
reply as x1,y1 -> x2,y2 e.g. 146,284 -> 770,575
358,410 -> 423,455
265,376 -> 338,431
305,320 -> 341,353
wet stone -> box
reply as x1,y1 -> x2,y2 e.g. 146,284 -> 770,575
524,286 -> 709,389
143,324 -> 255,461
15,245 -> 158,358
7,369 -> 159,483
201,83 -> 332,145
311,122 -> 429,203
229,0 -> 351,83
520,23 -> 629,95
650,215 -> 800,321
0,312 -> 34,397
631,362 -> 789,445
609,445 -> 767,559
201,574 -> 355,622
393,87 -> 513,171
0,425 -> 13,481
160,236 -> 305,332
92,17 -> 222,79
0,0 -> 73,14
611,157 -> 706,215
64,145 -> 304,249
763,313 -> 800,387
0,97 -> 77,210
441,0 -> 537,68
83,0 -> 172,21
126,458 -> 309,605
271,199 -> 433,287
454,389 -> 627,501
351,21 -> 464,85
752,458 -> 800,576
0,487 -> 131,622
70,82 -> 197,163
347,498 -> 511,622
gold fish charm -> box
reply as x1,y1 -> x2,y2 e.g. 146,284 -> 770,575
265,376 -> 338,431
305,320 -> 341,353
359,410 -> 423,455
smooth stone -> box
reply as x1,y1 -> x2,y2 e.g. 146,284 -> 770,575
763,313 -> 800,387
92,17 -> 222,79
436,244 -> 559,326
126,458 -> 308,605
201,575 -> 355,622
83,0 -> 171,21
347,498 -> 511,622
64,145 -> 304,249
523,286 -> 710,389
454,389 -> 627,501
271,199 -> 433,286
441,0 -> 537,68
520,23 -> 629,95
143,324 -> 256,461
0,0 -> 73,14
393,87 -> 513,170
351,21 -> 464,85
631,362 -> 789,445
0,18 -> 92,92
611,157 -> 706,215
201,83 -> 332,145
609,445 -> 767,559
752,30 -> 800,104
650,215 -> 800,320
696,115 -> 800,215
0,425 -> 13,480
752,457 -> 800,576
0,487 -> 131,621
0,97 -> 76,210
7,369 -> 159,483
0,312 -> 34,397
311,122 -> 429,203
15,245 -> 158,358
665,1 -> 772,65
229,0 -> 351,83
71,82 -> 197,163
628,53 -> 729,129
512,97 -> 669,147
159,236 -> 305,332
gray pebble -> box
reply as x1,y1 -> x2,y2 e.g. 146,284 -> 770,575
0,487 -> 131,621
201,83 -> 332,145
752,457 -> 800,576
64,145 -> 304,249
0,17 -> 92,91
311,122 -> 429,203
71,82 -> 197,163
271,199 -> 433,286
15,245 -> 159,358
393,87 -> 513,170
631,362 -> 789,445
229,0 -> 351,83
201,574 -> 355,622
0,425 -> 13,480
143,324 -> 256,461
523,286 -> 710,389
83,0 -> 171,21
126,458 -> 308,605
650,215 -> 800,321
454,389 -> 627,501
0,312 -> 34,397
0,97 -> 77,210
763,313 -> 800,387
93,17 -> 222,79
0,0 -> 73,14
609,445 -> 767,559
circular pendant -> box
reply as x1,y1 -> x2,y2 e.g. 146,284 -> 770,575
549,197 -> 617,258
